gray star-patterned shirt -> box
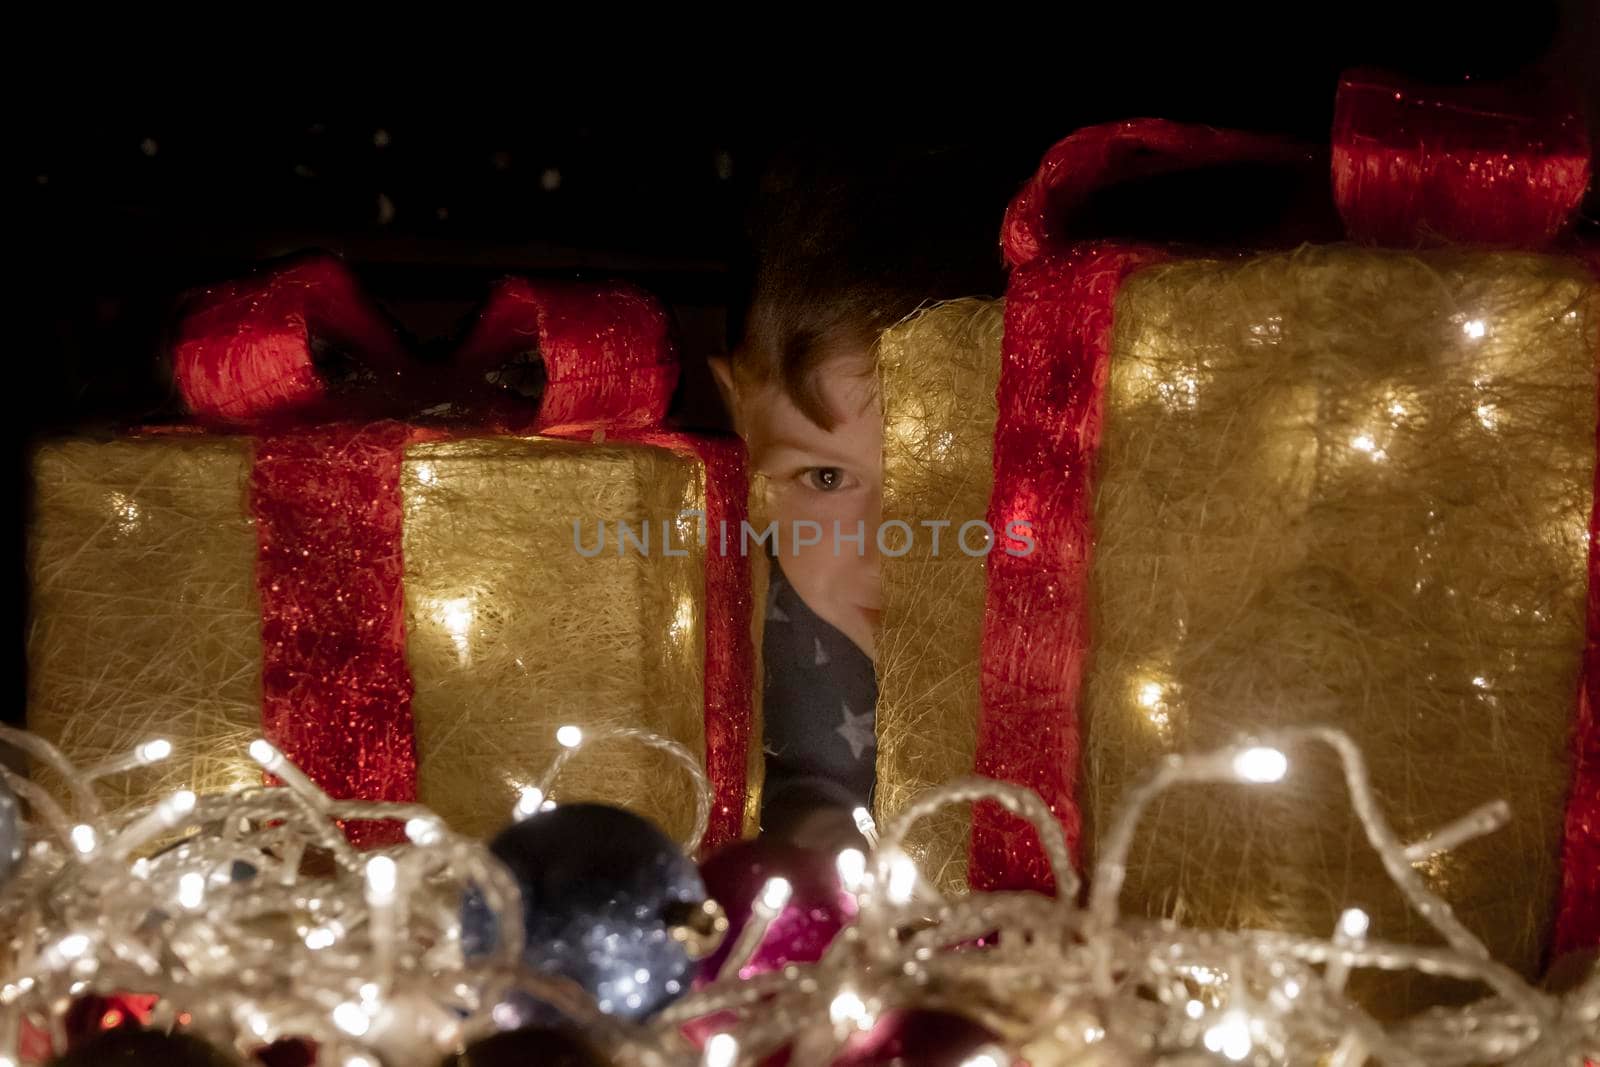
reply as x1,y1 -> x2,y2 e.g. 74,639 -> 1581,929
760,559 -> 878,833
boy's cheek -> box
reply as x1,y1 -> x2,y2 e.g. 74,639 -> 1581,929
768,484 -> 875,530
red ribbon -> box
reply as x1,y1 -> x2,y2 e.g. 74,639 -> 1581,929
253,423 -> 419,846
174,256 -> 750,851
455,276 -> 678,432
1001,119 -> 1314,270
658,435 -> 755,851
975,242 -> 1165,893
173,256 -> 420,426
1333,70 -> 1591,248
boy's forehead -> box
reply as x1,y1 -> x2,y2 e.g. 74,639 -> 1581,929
744,361 -> 881,454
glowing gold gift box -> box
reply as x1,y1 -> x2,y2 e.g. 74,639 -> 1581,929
874,251 -> 1599,1004
27,433 -> 725,842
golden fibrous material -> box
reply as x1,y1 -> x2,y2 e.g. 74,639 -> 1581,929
1083,246 -> 1598,1010
28,438 -> 265,808
404,437 -> 708,841
875,299 -> 1006,888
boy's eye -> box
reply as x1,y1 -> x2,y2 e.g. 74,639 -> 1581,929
800,467 -> 851,492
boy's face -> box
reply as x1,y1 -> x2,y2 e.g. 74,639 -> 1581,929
733,354 -> 883,660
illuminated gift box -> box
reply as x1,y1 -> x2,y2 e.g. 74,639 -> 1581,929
26,259 -> 757,848
873,76 -> 1599,1004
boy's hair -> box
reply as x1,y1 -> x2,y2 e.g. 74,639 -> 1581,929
730,141 -> 1017,429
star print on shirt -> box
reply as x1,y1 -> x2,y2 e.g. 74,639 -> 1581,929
835,700 -> 875,761
767,580 -> 789,622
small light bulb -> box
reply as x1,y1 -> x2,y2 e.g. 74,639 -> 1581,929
513,786 -> 546,820
836,848 -> 867,892
0,1053 -> 19,1067
365,856 -> 398,903
1462,318 -> 1486,340
1338,907 -> 1370,939
1185,999 -> 1205,1019
248,739 -> 279,768
556,725 -> 583,749
704,1032 -> 739,1067
1233,746 -> 1288,783
57,933 -> 90,960
304,926 -> 337,950
1203,1010 -> 1254,1062
70,824 -> 97,854
438,597 -> 474,637
359,982 -> 380,1004
167,789 -> 197,815
671,595 -> 696,642
1282,979 -> 1301,999
886,852 -> 918,905
345,1056 -> 380,1067
405,817 -> 442,845
852,806 -> 877,842
332,1001 -> 370,1036
960,1049 -> 1007,1067
177,872 -> 205,910
137,738 -> 172,763
759,877 -> 793,912
829,989 -> 873,1031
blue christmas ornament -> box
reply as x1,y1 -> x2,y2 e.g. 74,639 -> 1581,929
471,804 -> 711,1021
0,774 -> 23,887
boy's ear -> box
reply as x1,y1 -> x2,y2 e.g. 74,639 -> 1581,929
708,354 -> 738,429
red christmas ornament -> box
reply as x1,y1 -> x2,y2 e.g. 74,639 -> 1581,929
697,839 -> 856,984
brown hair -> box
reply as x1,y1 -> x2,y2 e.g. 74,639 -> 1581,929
730,142 -> 1016,429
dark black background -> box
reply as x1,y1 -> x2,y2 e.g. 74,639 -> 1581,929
11,7 -> 1598,723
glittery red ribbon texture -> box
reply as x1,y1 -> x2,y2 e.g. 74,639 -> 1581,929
1333,70 -> 1591,249
456,277 -> 678,433
975,242 -> 1165,894
980,102 -> 1598,955
1557,241 -> 1600,957
173,256 -> 751,851
1000,119 -> 1313,270
252,423 -> 419,840
173,256 -> 420,426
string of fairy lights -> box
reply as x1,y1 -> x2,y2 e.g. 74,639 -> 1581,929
0,721 -> 1595,1066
